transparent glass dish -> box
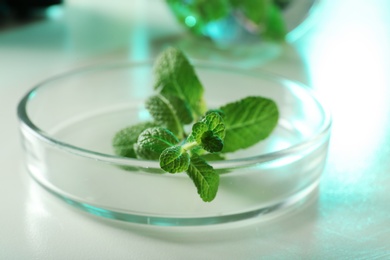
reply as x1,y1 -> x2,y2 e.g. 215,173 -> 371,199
17,62 -> 331,226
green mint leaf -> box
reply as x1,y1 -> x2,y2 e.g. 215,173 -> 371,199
160,146 -> 190,173
112,122 -> 156,158
206,109 -> 225,118
187,112 -> 225,143
263,3 -> 287,41
186,154 -> 219,202
201,111 -> 225,140
187,121 -> 208,144
187,112 -> 225,153
163,94 -> 193,124
134,127 -> 179,160
273,0 -> 292,10
146,94 -> 193,138
230,0 -> 269,25
201,130 -> 224,153
153,47 -> 206,118
220,96 -> 279,153
193,0 -> 230,23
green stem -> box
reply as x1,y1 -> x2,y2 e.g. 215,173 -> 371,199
182,141 -> 198,152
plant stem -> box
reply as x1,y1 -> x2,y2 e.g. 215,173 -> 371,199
182,141 -> 198,152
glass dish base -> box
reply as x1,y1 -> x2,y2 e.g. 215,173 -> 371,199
18,62 -> 331,226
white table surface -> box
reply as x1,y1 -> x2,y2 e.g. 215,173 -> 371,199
1,0 -> 390,259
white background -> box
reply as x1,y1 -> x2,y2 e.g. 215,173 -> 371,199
1,0 -> 390,258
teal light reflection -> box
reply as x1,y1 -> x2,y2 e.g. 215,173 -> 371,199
299,1 -> 390,214
138,108 -> 152,122
185,16 -> 197,27
128,1 -> 149,62
128,1 -> 150,100
302,1 -> 390,175
45,5 -> 64,20
28,90 -> 37,100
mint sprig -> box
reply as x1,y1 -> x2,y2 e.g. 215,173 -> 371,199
112,47 -> 279,202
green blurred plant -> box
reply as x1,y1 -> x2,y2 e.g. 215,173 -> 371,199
166,0 -> 289,41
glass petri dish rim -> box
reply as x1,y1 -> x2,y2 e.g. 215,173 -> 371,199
17,60 -> 332,171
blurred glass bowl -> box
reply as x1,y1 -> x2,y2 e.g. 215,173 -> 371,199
166,0 -> 318,46
163,0 -> 319,66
